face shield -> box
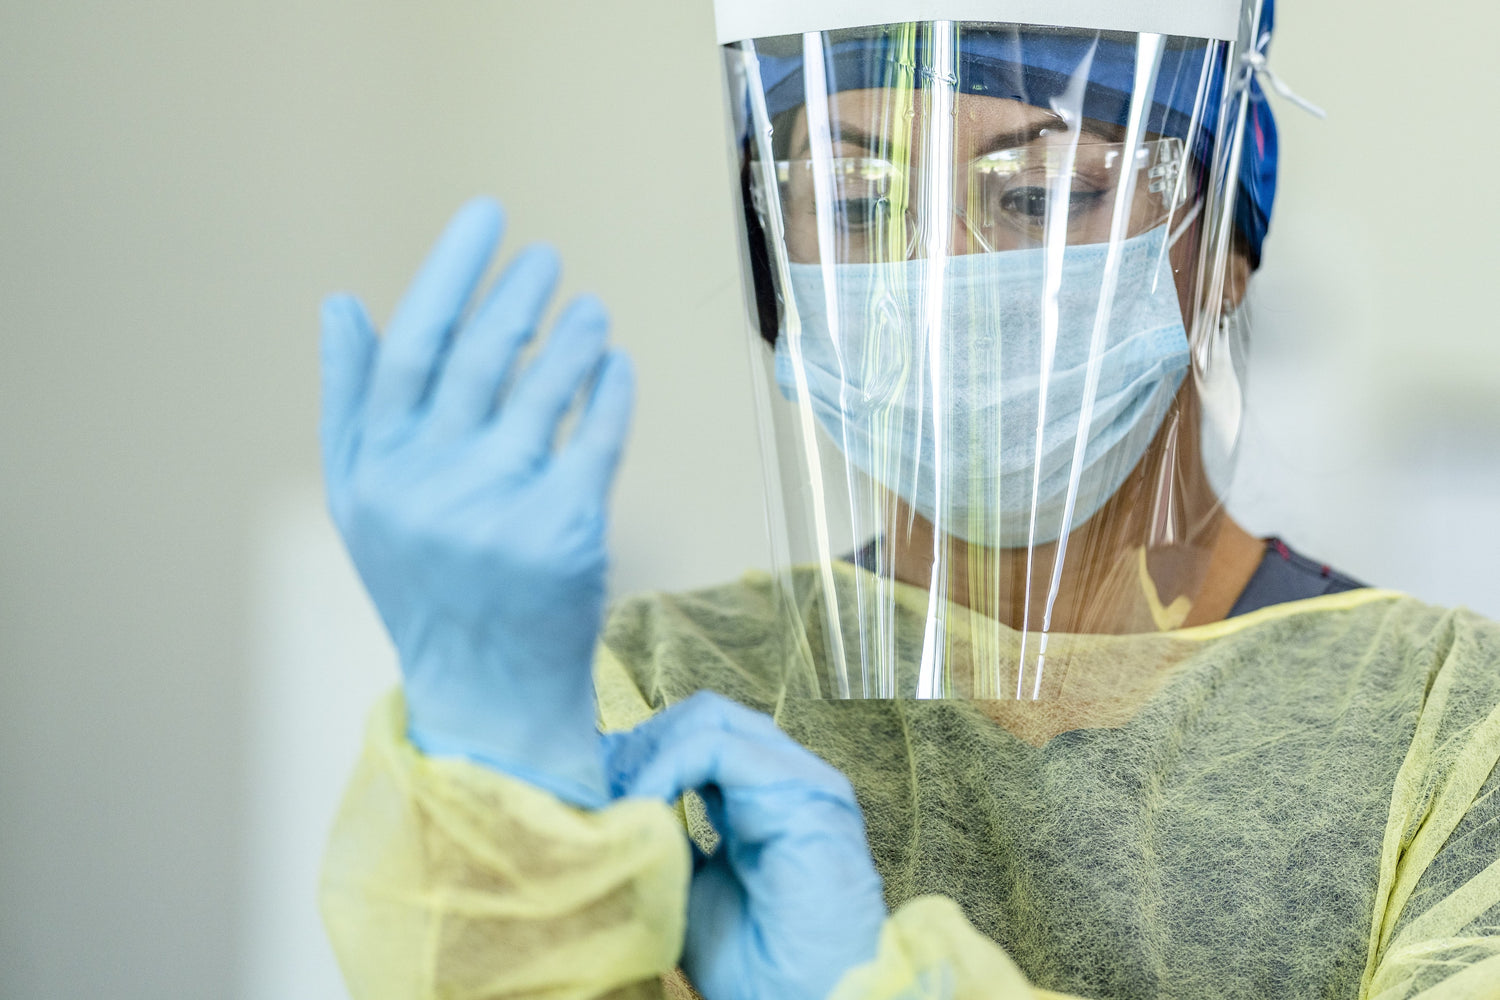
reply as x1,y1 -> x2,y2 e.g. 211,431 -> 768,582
717,1 -> 1270,700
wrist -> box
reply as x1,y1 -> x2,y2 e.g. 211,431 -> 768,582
400,631 -> 607,807
408,723 -> 610,809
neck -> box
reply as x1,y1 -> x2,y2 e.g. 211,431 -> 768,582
882,505 -> 1262,634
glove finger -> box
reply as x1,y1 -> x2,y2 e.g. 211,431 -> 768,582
549,350 -> 635,502
365,197 -> 504,436
604,692 -> 751,794
485,294 -> 609,472
318,294 -> 378,487
626,749 -> 864,851
620,690 -> 786,757
611,692 -> 786,777
617,729 -> 779,810
617,693 -> 851,810
425,243 -> 560,441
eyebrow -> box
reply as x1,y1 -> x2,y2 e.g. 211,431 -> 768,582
790,112 -> 1121,158
791,119 -> 881,158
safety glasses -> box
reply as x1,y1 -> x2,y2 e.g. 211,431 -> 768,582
754,136 -> 1190,263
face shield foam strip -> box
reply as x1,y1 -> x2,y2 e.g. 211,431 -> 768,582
713,0 -> 1241,45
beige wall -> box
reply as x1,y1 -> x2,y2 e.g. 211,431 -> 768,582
2,2 -> 1498,997
1231,0 -> 1500,605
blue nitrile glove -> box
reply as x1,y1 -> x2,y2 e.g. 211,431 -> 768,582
609,692 -> 888,1000
319,198 -> 634,807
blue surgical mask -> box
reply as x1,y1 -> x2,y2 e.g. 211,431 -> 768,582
775,224 -> 1191,548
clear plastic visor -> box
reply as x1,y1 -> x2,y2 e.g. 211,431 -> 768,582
725,20 -> 1254,700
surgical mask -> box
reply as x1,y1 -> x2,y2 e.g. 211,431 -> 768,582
775,223 -> 1191,549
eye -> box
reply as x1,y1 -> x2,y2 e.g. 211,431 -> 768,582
998,185 -> 1050,222
997,185 -> 1105,223
835,196 -> 890,230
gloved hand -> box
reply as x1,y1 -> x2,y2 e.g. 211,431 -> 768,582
610,692 -> 888,1000
319,198 -> 635,807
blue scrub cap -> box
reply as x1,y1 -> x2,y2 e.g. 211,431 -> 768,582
749,1 -> 1279,266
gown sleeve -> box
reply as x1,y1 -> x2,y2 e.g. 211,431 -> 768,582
1359,610 -> 1500,998
318,691 -> 690,1000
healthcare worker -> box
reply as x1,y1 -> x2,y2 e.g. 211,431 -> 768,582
317,2 -> 1500,998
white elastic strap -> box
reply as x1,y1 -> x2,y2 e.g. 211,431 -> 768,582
1242,32 -> 1326,119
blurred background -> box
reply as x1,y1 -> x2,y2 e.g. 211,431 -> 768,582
2,1 -> 1497,996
